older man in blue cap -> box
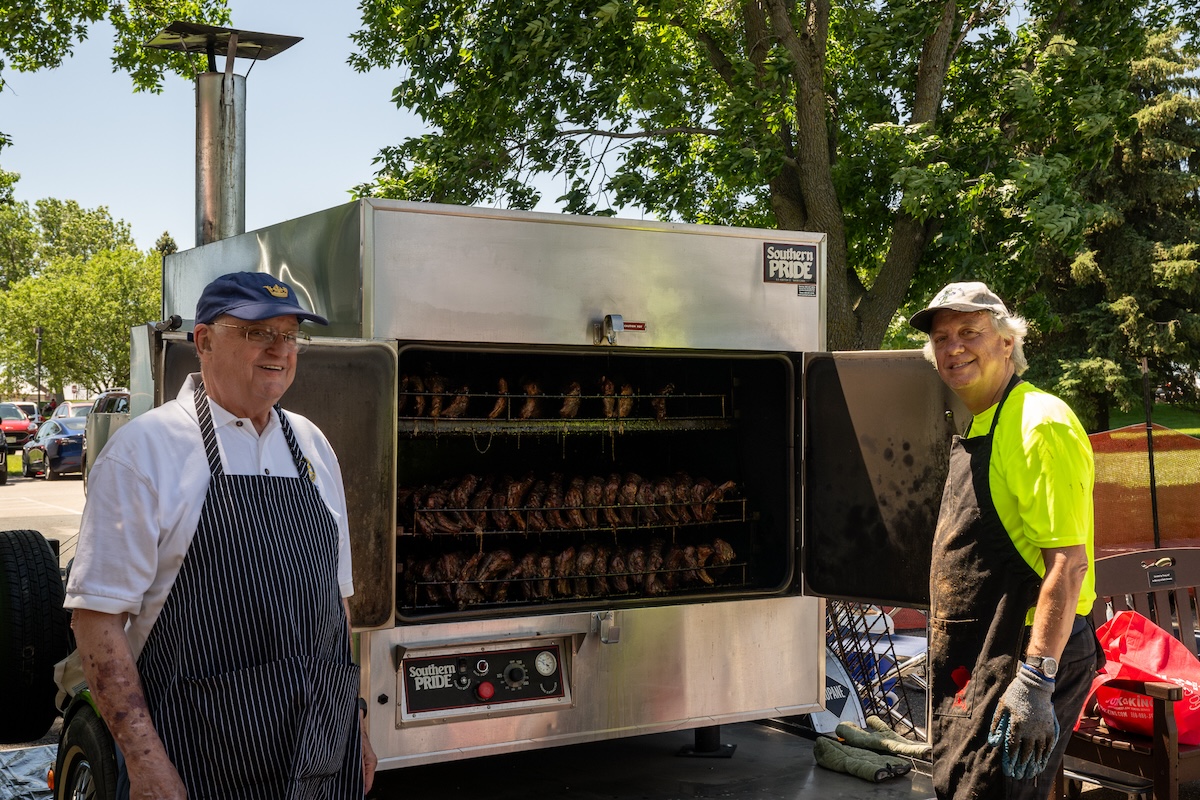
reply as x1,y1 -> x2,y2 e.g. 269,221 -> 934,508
67,272 -> 377,799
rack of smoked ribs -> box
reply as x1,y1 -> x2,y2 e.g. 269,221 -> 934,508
397,537 -> 740,611
397,472 -> 741,537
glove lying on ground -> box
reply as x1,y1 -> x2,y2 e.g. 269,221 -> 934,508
987,665 -> 1060,780
834,716 -> 932,760
813,736 -> 913,783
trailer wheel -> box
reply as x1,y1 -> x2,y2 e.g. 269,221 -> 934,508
0,529 -> 71,743
55,704 -> 117,800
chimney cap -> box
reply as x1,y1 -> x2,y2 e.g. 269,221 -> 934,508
145,21 -> 301,61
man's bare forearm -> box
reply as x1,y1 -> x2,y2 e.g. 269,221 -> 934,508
71,609 -> 185,798
1026,545 -> 1089,662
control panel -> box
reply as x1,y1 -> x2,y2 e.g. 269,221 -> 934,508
398,639 -> 571,722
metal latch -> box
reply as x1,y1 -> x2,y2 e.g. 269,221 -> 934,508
593,314 -> 624,346
591,611 -> 621,644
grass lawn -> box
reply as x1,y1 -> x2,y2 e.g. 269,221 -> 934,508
1109,404 -> 1200,437
6,452 -> 20,475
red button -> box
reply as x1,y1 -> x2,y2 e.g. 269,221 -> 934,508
476,682 -> 495,701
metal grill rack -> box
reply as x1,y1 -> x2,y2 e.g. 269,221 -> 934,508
825,600 -> 927,741
399,548 -> 748,613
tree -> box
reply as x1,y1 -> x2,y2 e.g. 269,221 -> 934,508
0,190 -> 134,289
0,193 -> 36,291
1025,22 -> 1200,431
155,231 -> 178,255
0,248 -> 161,394
350,0 -> 1147,350
0,0 -> 231,152
35,198 -> 134,263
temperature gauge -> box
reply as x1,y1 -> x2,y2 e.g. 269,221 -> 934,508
535,650 -> 558,677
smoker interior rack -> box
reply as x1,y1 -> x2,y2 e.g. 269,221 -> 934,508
398,540 -> 747,613
398,387 -> 732,436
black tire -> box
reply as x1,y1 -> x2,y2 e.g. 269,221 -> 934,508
0,529 -> 71,743
45,456 -> 58,481
0,462 -> 7,486
23,455 -> 33,478
54,703 -> 117,800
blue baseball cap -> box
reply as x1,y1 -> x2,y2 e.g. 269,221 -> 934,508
195,272 -> 329,326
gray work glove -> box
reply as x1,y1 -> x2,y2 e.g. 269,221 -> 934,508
987,665 -> 1060,780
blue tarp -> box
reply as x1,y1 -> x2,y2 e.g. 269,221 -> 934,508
0,745 -> 54,800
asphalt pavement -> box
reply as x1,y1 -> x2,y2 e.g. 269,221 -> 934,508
0,468 -> 85,567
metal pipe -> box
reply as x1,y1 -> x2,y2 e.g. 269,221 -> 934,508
195,70 -> 246,245
1140,357 -> 1161,548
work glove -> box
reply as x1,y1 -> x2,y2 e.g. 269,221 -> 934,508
813,736 -> 913,783
987,664 -> 1059,780
834,717 -> 932,760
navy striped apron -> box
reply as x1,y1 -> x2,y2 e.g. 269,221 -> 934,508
134,384 -> 363,799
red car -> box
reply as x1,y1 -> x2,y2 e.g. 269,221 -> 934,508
0,402 -> 40,448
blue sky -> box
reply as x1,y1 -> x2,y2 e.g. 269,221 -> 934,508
1,2 -> 426,251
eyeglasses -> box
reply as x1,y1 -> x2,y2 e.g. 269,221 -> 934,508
209,322 -> 311,353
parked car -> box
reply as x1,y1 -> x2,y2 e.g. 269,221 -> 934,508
0,402 -> 40,448
51,400 -> 93,420
0,426 -> 8,486
11,401 -> 42,424
23,417 -> 86,479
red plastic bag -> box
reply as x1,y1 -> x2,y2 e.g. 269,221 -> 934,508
1089,610 -> 1200,745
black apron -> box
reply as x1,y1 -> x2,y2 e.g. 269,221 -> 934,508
135,383 -> 364,800
930,376 -> 1041,799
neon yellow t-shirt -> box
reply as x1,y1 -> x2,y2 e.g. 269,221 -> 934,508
965,382 -> 1096,623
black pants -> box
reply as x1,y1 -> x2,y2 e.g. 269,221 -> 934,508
1007,621 -> 1098,800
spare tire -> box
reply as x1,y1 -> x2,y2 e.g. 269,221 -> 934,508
0,529 -> 71,743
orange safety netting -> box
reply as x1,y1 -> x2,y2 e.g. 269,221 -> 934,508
1089,423 -> 1200,557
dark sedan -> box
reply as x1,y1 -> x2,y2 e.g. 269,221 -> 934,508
1,402 -> 40,448
23,417 -> 86,479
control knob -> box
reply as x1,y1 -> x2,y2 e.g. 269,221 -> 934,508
503,662 -> 527,688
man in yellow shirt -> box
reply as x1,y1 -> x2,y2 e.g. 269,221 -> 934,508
910,282 -> 1098,800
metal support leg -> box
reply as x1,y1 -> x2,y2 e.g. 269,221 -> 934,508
677,725 -> 737,758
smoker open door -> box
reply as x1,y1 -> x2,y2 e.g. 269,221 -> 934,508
157,334 -> 398,630
802,351 -> 966,608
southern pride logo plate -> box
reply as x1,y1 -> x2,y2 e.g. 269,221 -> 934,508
763,242 -> 818,296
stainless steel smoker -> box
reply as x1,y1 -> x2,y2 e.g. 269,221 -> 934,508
141,199 -> 956,770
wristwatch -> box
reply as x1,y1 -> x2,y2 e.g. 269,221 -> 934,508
1026,655 -> 1059,679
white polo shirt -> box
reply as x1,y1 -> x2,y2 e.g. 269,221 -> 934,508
64,373 -> 354,660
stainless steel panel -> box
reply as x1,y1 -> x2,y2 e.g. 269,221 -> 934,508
363,596 -> 824,767
163,200 -> 825,351
366,201 -> 826,351
129,324 -> 156,418
802,350 -> 968,607
162,201 -> 363,338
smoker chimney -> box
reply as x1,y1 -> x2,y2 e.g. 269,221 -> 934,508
146,22 -> 301,246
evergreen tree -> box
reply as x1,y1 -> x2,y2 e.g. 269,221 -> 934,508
155,231 -> 178,256
1027,24 -> 1200,431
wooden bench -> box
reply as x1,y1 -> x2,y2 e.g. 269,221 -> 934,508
1056,547 -> 1200,800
